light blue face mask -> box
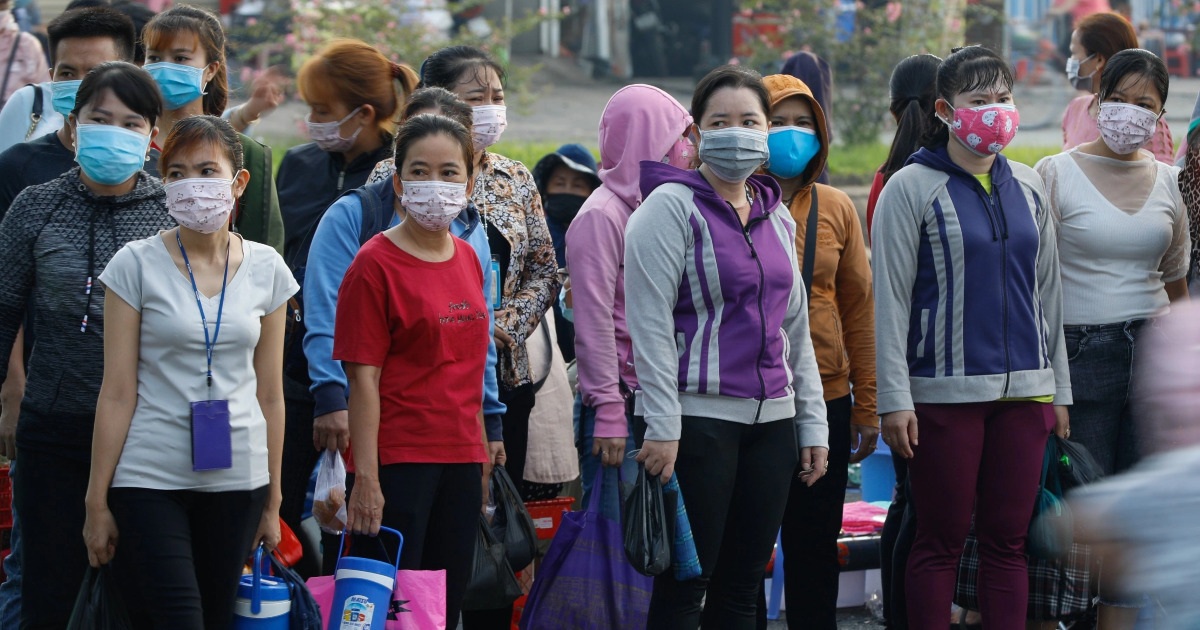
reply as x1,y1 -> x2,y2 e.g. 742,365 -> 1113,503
51,80 -> 82,117
144,62 -> 206,110
559,284 -> 573,323
74,123 -> 150,186
765,126 -> 821,180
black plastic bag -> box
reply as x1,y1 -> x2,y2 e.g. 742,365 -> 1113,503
1054,436 -> 1105,491
622,464 -> 671,576
463,512 -> 524,611
66,566 -> 132,630
267,548 -> 323,630
489,464 -> 538,571
1029,439 -> 1073,561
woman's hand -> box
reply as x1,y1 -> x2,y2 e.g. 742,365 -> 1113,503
847,424 -> 880,464
798,446 -> 830,487
593,437 -> 627,468
1053,405 -> 1071,439
346,476 -> 384,536
635,439 -> 678,483
83,506 -> 119,568
254,507 -> 281,551
881,410 -> 918,459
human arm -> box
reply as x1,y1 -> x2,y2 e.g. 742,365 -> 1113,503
466,222 -> 507,444
832,196 -> 879,463
1166,278 -> 1189,302
83,280 -> 142,567
253,303 -> 288,550
0,191 -> 40,389
225,67 -> 287,134
344,363 -> 384,536
1031,178 -> 1073,407
494,174 -> 562,345
1162,180 -> 1191,303
0,329 -> 24,459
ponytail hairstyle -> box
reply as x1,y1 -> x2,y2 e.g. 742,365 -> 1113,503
930,45 -> 1014,148
417,45 -> 506,92
402,86 -> 473,129
142,5 -> 229,116
297,38 -> 418,135
881,54 -> 941,182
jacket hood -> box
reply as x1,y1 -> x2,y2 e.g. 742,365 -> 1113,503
907,145 -> 1016,187
598,84 -> 693,208
763,74 -> 830,189
639,161 -> 783,215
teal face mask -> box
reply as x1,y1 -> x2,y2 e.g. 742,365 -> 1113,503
144,62 -> 206,110
51,80 -> 82,117
74,124 -> 150,186
765,126 -> 821,180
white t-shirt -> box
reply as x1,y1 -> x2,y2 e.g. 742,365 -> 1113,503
0,82 -> 63,154
99,232 -> 299,492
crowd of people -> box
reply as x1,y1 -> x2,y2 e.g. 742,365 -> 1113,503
0,1 -> 1196,629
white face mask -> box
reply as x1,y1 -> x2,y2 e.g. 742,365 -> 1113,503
306,106 -> 363,153
400,180 -> 469,231
471,105 -> 507,152
165,177 -> 238,234
1096,101 -> 1160,155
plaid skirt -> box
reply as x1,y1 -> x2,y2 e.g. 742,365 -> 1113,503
955,532 -> 1093,620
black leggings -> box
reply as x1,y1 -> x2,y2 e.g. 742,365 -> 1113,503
880,454 -> 915,629
108,485 -> 269,630
346,463 -> 482,627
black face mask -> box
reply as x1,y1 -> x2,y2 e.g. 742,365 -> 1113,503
543,193 -> 587,225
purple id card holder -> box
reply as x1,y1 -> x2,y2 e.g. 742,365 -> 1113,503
191,400 -> 232,471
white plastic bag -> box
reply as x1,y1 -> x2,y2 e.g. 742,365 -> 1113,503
312,449 -> 347,534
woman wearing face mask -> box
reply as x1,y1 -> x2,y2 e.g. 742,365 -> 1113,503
754,73 -> 876,630
1036,48 -> 1190,629
0,61 -> 174,629
563,84 -> 693,517
336,114 -> 489,628
1062,12 -> 1175,164
873,46 -> 1072,628
83,115 -> 296,628
142,5 -> 284,251
624,65 -> 828,629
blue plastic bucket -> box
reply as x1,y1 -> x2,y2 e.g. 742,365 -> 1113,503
233,546 -> 291,629
328,527 -> 404,630
860,441 -> 897,503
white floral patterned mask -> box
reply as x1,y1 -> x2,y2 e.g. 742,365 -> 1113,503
401,180 -> 469,231
165,177 -> 238,234
1096,102 -> 1160,155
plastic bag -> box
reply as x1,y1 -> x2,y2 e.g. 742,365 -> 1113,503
1055,436 -> 1104,491
312,449 -> 347,534
66,566 -> 132,630
463,512 -> 523,611
622,464 -> 671,577
489,464 -> 538,571
1029,439 -> 1073,561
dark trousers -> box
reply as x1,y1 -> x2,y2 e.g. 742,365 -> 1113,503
880,456 -> 915,629
108,486 -> 269,629
906,402 -> 1053,630
646,415 -> 798,630
346,463 -> 482,627
461,381 -> 536,630
14,446 -> 90,630
778,395 -> 852,629
281,395 -> 337,578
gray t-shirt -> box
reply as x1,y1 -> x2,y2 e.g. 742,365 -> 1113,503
100,232 -> 298,491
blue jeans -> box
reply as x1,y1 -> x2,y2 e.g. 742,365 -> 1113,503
0,460 -> 20,628
574,394 -> 638,520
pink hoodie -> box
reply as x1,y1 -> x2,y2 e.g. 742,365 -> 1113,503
564,84 -> 691,438
0,12 -> 47,107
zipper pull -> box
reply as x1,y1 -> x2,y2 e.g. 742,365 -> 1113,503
742,229 -> 757,258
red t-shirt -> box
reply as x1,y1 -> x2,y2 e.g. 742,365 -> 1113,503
334,233 -> 489,467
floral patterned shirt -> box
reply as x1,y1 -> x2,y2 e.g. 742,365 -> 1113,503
368,152 -> 561,388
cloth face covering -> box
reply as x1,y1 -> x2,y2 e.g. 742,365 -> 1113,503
306,106 -> 364,153
145,62 -> 207,110
765,126 -> 820,180
74,123 -> 150,185
944,103 -> 1020,156
1096,101 -> 1159,155
698,127 -> 770,183
662,135 -> 695,169
165,177 -> 238,234
472,105 -> 507,152
543,193 -> 586,224
51,80 -> 82,117
400,180 -> 469,231
1065,55 -> 1096,92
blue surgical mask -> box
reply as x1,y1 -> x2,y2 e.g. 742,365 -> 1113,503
558,284 -> 573,323
144,62 -> 206,110
51,80 -> 81,117
765,126 -> 821,180
74,124 -> 150,186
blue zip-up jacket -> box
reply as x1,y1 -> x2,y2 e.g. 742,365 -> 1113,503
872,147 -> 1072,414
624,162 -> 828,449
302,178 -> 506,440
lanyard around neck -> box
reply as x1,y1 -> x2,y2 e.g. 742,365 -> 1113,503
176,229 -> 230,389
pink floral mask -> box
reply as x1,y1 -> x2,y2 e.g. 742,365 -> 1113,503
662,135 -> 695,169
943,103 -> 1020,156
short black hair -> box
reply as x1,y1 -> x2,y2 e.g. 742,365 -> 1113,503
72,61 -> 163,127
394,113 -> 474,181
46,7 -> 136,67
160,115 -> 244,175
691,64 -> 771,124
1098,48 -> 1169,106
111,0 -> 158,65
65,0 -> 109,9
403,86 -> 473,129
418,46 -> 506,92
931,46 -> 1013,147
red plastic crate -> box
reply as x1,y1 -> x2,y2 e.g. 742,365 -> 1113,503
0,466 -> 11,530
524,497 -> 575,541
